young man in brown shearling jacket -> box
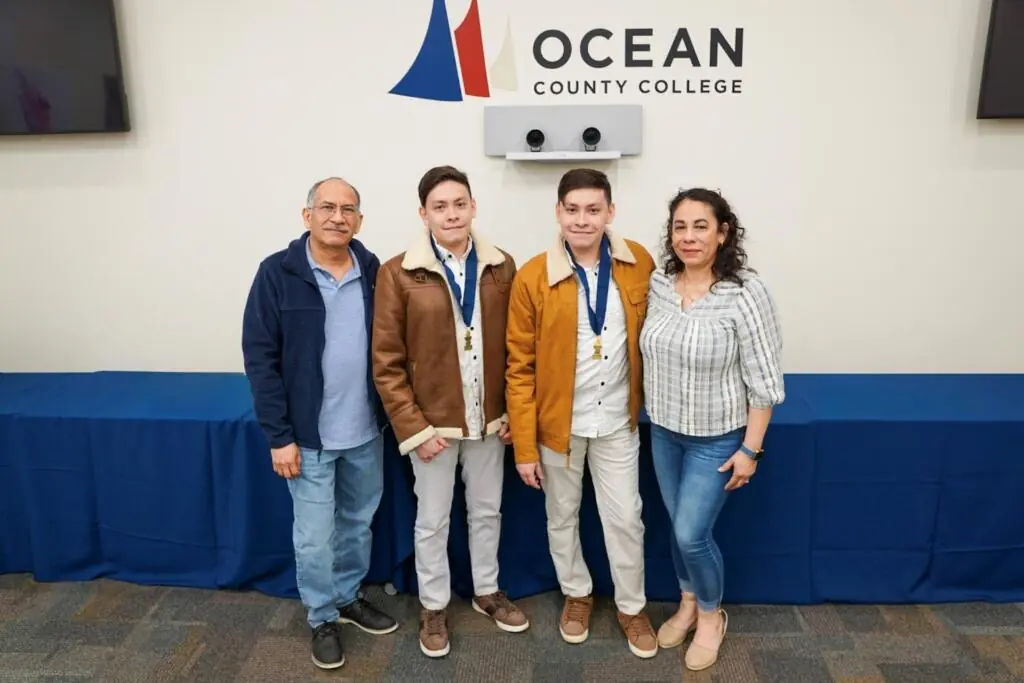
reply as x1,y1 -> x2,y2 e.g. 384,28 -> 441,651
372,166 -> 528,659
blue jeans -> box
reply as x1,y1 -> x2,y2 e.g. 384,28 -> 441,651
649,424 -> 743,612
289,434 -> 383,628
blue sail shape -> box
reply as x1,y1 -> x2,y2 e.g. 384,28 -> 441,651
389,0 -> 462,101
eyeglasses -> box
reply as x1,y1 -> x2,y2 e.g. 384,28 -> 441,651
313,203 -> 359,218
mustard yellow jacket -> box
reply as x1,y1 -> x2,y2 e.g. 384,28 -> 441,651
505,231 -> 655,464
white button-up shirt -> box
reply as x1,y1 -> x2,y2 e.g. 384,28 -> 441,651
434,236 -> 485,439
566,245 -> 630,438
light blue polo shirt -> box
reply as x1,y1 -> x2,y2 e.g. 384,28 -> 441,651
306,240 -> 377,450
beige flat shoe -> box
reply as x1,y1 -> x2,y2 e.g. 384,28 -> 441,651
684,609 -> 728,671
657,617 -> 695,649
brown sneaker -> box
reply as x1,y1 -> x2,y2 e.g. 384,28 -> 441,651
618,610 -> 658,659
472,591 -> 530,633
418,608 -> 450,658
559,595 -> 593,644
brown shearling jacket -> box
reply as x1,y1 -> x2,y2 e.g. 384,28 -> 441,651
372,229 -> 516,455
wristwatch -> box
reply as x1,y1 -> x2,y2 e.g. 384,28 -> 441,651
739,443 -> 763,461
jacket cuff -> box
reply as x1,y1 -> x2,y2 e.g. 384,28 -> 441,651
398,425 -> 436,455
269,433 -> 295,449
513,445 -> 540,465
484,413 -> 509,437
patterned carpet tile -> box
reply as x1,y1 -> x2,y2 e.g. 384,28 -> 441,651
1,574 -> 1023,682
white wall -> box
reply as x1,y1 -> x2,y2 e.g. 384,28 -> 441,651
0,0 -> 1021,373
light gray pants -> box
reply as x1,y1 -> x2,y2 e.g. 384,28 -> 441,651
410,434 -> 505,611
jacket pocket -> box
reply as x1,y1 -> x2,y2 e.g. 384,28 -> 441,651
626,282 -> 649,321
406,280 -> 451,318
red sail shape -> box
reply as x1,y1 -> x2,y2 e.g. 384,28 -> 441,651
453,0 -> 490,97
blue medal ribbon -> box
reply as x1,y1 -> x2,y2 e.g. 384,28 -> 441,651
431,239 -> 478,328
567,235 -> 611,337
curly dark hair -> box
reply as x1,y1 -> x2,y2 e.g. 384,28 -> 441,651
661,188 -> 751,287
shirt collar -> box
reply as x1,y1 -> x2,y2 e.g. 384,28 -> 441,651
432,233 -> 474,265
305,236 -> 361,279
563,241 -> 600,274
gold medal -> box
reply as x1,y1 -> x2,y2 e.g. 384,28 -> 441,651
464,329 -> 473,351
592,338 -> 602,360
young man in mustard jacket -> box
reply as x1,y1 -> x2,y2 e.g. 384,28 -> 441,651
373,166 -> 528,658
505,168 -> 658,659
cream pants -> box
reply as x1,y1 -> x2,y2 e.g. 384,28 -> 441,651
539,425 -> 646,615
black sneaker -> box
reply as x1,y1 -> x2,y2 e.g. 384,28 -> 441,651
338,598 -> 399,635
311,621 -> 344,669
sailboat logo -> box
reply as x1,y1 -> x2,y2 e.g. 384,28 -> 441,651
389,0 -> 518,102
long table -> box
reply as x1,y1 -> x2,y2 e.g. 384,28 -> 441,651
1,371 -> 1022,604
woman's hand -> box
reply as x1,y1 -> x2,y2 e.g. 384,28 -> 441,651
719,450 -> 758,490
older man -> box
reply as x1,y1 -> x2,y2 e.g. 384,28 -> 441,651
242,177 -> 397,671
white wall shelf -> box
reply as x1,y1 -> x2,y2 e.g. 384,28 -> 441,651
505,150 -> 622,162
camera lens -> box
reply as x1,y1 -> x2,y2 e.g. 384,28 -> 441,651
581,127 -> 601,148
525,128 -> 545,150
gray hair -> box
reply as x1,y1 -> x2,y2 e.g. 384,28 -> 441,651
305,177 -> 361,209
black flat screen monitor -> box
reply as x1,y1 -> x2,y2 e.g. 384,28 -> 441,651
0,0 -> 130,135
978,0 -> 1024,119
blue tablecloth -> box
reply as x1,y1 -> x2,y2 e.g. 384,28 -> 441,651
1,371 -> 1022,604
0,372 -> 410,598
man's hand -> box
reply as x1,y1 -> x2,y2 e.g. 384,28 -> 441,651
517,462 -> 544,489
414,435 -> 449,463
271,443 -> 301,479
498,422 -> 512,444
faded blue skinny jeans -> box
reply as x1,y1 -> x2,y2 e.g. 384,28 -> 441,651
649,424 -> 744,611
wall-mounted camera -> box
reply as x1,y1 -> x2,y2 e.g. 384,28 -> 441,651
483,104 -> 643,161
525,128 -> 545,152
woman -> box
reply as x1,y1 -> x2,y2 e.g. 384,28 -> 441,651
639,188 -> 784,671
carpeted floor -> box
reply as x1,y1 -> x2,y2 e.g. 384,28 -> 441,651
1,574 -> 1022,682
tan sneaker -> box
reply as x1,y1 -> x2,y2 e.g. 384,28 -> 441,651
418,608 -> 450,658
559,595 -> 593,644
618,610 -> 658,658
472,591 -> 530,633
